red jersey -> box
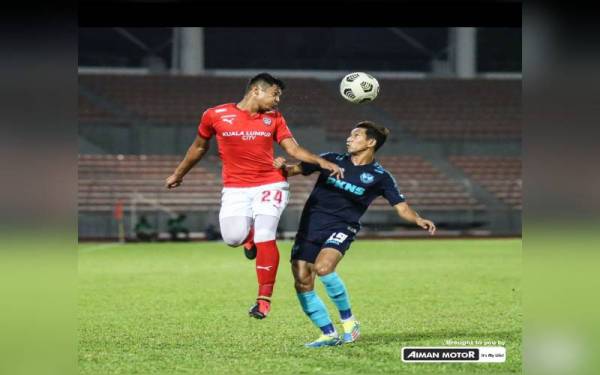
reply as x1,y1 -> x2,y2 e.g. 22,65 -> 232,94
198,103 -> 294,187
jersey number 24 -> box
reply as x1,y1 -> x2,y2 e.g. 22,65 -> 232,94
261,190 -> 284,206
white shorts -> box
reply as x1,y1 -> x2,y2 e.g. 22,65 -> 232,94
219,181 -> 290,220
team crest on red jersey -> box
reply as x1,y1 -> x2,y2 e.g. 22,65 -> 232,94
263,117 -> 272,126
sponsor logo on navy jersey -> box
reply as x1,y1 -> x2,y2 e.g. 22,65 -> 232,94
326,177 -> 365,196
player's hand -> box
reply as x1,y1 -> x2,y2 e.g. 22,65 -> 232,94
416,218 -> 436,235
273,156 -> 287,169
320,160 -> 344,179
165,174 -> 183,189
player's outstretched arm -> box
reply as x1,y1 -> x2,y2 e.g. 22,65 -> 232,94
273,156 -> 303,177
394,202 -> 436,235
165,135 -> 210,189
279,138 -> 344,179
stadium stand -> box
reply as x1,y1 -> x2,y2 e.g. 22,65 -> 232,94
375,79 -> 521,140
78,74 -> 366,140
78,74 -> 519,237
374,156 -> 483,210
79,75 -> 245,124
78,93 -> 118,123
78,154 -> 483,213
79,74 -> 520,142
78,154 -> 222,212
449,156 -> 521,209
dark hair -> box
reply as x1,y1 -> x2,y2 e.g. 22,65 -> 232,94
356,121 -> 389,152
246,72 -> 286,93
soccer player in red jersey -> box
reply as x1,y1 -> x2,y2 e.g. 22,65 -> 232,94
165,73 -> 343,319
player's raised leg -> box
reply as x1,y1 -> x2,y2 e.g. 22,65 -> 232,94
315,248 -> 360,343
292,258 -> 342,347
219,216 -> 253,247
219,187 -> 254,248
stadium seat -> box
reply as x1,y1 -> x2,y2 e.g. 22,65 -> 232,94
79,74 -> 520,142
449,156 -> 521,209
78,154 -> 486,213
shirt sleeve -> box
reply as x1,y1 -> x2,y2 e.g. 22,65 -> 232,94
300,152 -> 335,176
275,114 -> 294,143
197,109 -> 215,140
381,171 -> 406,206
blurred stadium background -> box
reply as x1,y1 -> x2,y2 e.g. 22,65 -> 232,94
78,27 -> 521,241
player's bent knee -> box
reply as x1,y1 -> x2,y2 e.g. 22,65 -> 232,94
315,263 -> 335,277
293,271 -> 314,292
223,238 -> 244,247
221,232 -> 246,247
294,280 -> 314,293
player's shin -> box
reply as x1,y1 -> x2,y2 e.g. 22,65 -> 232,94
319,272 -> 353,320
296,291 -> 336,335
255,240 -> 280,299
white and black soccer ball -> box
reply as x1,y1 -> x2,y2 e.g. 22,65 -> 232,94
339,72 -> 380,103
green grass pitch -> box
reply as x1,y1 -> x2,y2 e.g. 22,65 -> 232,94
79,239 -> 521,374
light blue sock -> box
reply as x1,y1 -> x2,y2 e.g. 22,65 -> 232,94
319,272 -> 352,319
296,291 -> 334,332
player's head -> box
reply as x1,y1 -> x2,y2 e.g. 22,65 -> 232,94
346,121 -> 389,154
245,73 -> 285,112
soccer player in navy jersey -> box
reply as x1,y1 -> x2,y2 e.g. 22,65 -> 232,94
274,121 -> 436,347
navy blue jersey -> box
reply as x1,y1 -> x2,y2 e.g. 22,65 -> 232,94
296,152 -> 405,241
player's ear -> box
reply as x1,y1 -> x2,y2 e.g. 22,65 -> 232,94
367,138 -> 377,149
248,84 -> 258,97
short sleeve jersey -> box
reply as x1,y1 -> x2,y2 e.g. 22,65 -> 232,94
297,152 -> 406,240
198,103 -> 294,187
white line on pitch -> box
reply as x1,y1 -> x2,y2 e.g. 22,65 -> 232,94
78,243 -> 122,253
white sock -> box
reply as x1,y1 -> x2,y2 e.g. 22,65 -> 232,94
341,315 -> 355,323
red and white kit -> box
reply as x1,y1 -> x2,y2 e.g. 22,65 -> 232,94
198,103 -> 293,219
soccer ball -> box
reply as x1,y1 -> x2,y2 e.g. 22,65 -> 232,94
339,72 -> 380,103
